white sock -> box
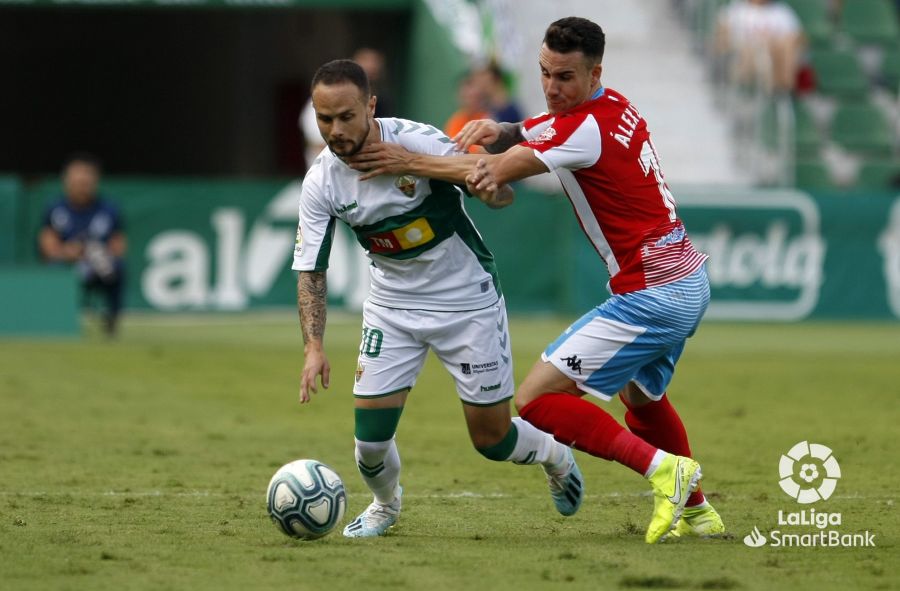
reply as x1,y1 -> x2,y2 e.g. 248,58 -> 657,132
354,437 -> 401,505
644,449 -> 668,478
508,417 -> 569,474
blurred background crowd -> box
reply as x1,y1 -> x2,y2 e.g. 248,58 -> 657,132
2,0 -> 899,330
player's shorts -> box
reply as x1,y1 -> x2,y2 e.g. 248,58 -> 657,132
353,297 -> 514,406
542,266 -> 710,401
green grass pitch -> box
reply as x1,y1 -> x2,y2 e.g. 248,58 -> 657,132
0,313 -> 897,590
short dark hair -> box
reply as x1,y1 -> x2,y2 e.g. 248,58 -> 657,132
62,151 -> 102,174
544,17 -> 605,63
311,59 -> 370,97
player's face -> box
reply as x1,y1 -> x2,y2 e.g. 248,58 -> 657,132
63,162 -> 99,208
539,44 -> 602,114
311,82 -> 376,158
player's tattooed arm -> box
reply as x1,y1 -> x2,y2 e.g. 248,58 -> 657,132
297,271 -> 330,403
297,271 -> 327,346
484,122 -> 526,154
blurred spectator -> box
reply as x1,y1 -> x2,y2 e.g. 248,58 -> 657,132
473,61 -> 523,124
715,0 -> 806,94
300,47 -> 393,170
444,70 -> 490,152
38,153 -> 126,336
352,47 -> 394,117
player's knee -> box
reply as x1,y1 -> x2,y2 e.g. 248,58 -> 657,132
474,423 -> 517,461
619,382 -> 652,408
514,387 -> 539,414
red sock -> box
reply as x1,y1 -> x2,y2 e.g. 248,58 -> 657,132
520,392 -> 658,476
621,393 -> 705,506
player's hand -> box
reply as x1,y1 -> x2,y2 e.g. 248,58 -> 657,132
299,348 -> 330,404
465,159 -> 501,204
453,119 -> 502,153
346,142 -> 413,181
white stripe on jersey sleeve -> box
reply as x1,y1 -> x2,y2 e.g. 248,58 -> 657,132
531,115 -> 602,172
522,117 -> 553,141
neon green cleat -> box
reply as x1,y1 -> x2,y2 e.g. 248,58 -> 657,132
645,454 -> 702,544
670,501 -> 726,538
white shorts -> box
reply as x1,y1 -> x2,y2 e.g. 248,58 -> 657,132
353,298 -> 514,406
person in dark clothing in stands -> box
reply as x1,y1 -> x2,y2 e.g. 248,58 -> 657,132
39,153 -> 126,335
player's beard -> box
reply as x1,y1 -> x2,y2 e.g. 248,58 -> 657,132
328,119 -> 370,159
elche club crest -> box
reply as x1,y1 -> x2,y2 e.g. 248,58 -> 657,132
394,175 -> 417,197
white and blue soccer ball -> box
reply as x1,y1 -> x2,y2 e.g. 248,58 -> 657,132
266,459 -> 347,540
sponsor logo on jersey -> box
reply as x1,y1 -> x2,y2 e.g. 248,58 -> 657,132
529,126 -> 557,145
480,383 -> 501,392
394,175 -> 417,197
460,363 -> 471,375
366,217 -> 435,254
336,201 -> 359,214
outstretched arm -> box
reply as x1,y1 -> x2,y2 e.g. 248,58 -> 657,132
453,120 -> 525,154
297,270 -> 330,404
472,145 -> 550,188
347,142 -> 486,183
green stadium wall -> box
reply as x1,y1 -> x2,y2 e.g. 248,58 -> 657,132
12,178 -> 900,321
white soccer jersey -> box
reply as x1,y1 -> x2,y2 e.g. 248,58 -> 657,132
292,117 -> 501,312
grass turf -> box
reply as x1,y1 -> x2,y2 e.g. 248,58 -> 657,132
0,313 -> 897,590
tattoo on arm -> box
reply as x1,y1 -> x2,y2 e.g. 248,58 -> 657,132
297,271 -> 327,345
485,122 -> 526,154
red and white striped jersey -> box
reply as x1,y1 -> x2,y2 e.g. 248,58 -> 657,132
521,87 -> 708,295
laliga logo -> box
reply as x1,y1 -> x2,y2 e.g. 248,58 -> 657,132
778,441 -> 841,504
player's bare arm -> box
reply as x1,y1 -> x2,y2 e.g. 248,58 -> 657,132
483,122 -> 526,154
347,141 -> 485,183
297,270 -> 330,403
454,120 -> 525,154
471,145 -> 549,189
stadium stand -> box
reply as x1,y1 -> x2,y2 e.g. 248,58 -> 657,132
678,0 -> 900,189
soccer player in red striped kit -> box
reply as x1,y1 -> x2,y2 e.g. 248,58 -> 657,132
457,16 -> 725,543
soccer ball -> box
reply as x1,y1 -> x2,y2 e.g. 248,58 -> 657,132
266,459 -> 347,540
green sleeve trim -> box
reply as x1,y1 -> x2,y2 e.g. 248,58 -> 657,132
313,216 -> 337,271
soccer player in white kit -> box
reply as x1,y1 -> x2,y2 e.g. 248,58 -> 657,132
349,18 -> 726,544
294,59 -> 583,538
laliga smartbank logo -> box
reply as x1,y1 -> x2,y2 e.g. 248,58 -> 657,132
778,440 -> 841,503
744,441 -> 876,549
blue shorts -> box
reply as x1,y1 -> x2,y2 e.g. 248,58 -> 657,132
542,266 -> 710,401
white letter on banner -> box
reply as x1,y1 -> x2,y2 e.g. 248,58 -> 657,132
142,232 -> 209,310
211,208 -> 247,310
